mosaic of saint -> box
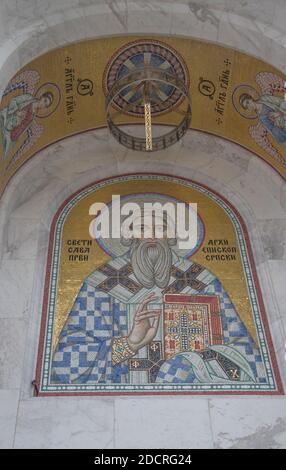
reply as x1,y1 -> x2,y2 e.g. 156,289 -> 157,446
0,70 -> 60,167
36,175 -> 282,395
232,72 -> 286,168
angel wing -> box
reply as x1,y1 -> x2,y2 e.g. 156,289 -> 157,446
4,120 -> 44,173
256,72 -> 286,95
249,122 -> 286,168
2,70 -> 40,97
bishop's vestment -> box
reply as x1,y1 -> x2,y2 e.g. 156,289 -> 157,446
51,252 -> 266,385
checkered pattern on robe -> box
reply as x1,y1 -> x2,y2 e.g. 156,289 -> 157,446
51,283 -> 129,384
51,254 -> 267,385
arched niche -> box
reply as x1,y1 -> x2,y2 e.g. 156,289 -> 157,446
34,173 -> 283,396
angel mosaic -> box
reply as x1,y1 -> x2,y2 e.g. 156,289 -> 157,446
232,72 -> 286,167
0,70 -> 60,162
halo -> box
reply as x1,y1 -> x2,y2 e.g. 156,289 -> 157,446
94,193 -> 204,259
35,82 -> 61,118
232,84 -> 260,119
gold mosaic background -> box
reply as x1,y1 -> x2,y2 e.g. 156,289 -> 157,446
0,35 -> 286,197
54,177 -> 257,350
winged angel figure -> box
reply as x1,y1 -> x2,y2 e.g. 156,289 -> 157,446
0,70 -> 60,165
232,72 -> 286,168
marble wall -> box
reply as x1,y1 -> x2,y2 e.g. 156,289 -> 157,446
0,127 -> 285,448
1,1 -> 286,94
0,0 -> 286,450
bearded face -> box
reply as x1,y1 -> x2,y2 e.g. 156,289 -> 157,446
129,238 -> 173,289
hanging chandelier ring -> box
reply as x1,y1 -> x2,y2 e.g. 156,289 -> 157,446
105,66 -> 192,152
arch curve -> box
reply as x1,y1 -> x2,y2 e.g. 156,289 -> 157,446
1,33 -> 286,198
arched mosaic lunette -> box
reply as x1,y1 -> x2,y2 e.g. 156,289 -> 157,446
0,35 -> 286,198
35,173 -> 283,396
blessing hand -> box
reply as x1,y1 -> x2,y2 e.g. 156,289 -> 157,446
127,292 -> 161,353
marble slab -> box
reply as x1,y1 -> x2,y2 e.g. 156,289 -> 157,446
0,0 -> 286,98
14,397 -> 115,449
0,389 -> 19,449
210,397 -> 286,449
114,397 -> 213,448
0,318 -> 27,389
0,260 -> 35,318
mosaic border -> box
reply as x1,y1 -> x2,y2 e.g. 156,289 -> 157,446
35,173 -> 284,396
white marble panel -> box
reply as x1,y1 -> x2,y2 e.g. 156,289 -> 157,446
273,0 -> 286,34
4,167 -> 71,221
175,138 -> 218,171
117,158 -> 179,177
0,318 -> 27,388
14,397 -> 114,449
230,157 -> 286,219
1,219 -> 41,260
1,0 -> 286,99
124,1 -> 172,35
243,158 -> 286,210
270,39 -> 286,74
257,219 -> 286,260
0,389 -> 19,449
0,0 -> 80,43
218,11 -> 273,60
225,0 -> 275,25
210,398 -> 286,449
268,260 -> 286,327
170,1 -> 222,41
114,397 -> 213,448
0,259 -> 35,318
199,155 -> 247,184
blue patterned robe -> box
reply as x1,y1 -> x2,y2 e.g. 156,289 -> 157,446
51,252 -> 266,385
259,95 -> 286,150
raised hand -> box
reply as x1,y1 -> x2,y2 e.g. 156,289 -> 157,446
127,292 -> 161,353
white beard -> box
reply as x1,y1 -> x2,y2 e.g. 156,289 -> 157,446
130,239 -> 172,289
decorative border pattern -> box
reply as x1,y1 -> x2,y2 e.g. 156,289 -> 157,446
35,173 -> 283,396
